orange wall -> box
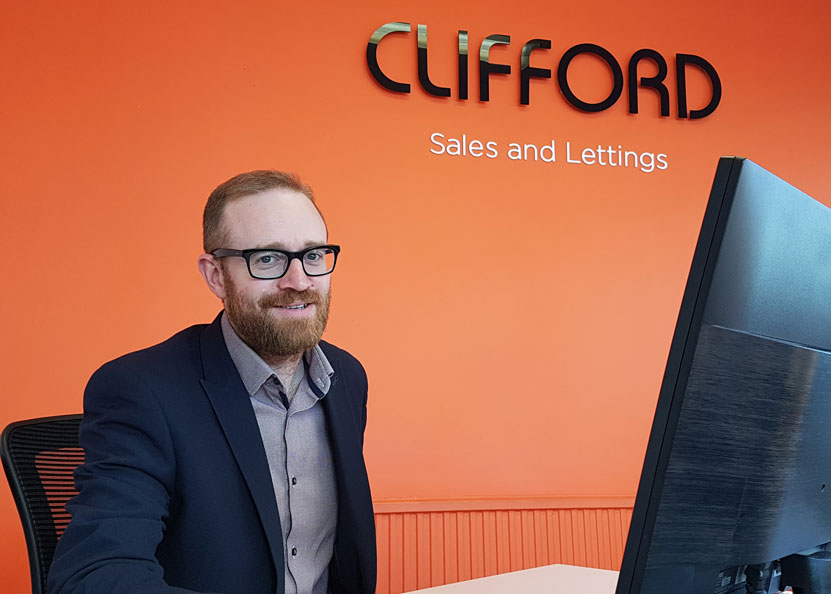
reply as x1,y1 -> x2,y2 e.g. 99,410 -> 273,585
2,1 -> 831,591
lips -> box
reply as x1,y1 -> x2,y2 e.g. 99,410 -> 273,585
276,303 -> 310,310
259,290 -> 321,309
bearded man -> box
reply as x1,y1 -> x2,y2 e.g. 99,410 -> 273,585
47,171 -> 376,594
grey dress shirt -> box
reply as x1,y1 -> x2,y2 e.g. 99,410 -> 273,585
221,314 -> 337,594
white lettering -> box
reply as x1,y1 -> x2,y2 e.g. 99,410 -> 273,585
447,137 -> 462,156
540,141 -> 556,163
566,141 -> 581,164
431,133 -> 667,172
486,141 -> 499,158
429,132 -> 445,155
581,147 -> 596,165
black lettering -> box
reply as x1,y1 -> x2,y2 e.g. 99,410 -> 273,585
458,30 -> 469,100
520,39 -> 552,105
417,24 -> 451,97
479,34 -> 511,102
366,22 -> 412,93
628,49 -> 669,117
676,53 -> 722,119
557,43 -> 623,112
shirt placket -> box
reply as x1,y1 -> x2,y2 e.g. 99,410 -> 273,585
263,377 -> 299,594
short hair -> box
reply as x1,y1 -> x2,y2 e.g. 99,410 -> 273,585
202,169 -> 319,252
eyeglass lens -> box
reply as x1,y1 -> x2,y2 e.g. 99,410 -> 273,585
248,247 -> 336,278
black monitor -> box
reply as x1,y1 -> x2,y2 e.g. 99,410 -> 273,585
616,157 -> 831,594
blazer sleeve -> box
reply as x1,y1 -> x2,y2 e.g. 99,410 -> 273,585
357,360 -> 369,446
47,360 -> 218,594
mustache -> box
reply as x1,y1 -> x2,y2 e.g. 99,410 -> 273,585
258,289 -> 323,308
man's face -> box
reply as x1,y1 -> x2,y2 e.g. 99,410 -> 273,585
217,189 -> 332,359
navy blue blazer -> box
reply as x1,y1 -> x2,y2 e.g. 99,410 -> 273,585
47,315 -> 376,594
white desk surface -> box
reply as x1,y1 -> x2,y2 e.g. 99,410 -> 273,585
409,564 -> 619,593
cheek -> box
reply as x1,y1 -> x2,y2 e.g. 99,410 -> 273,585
234,280 -> 274,306
313,278 -> 331,295
255,285 -> 280,304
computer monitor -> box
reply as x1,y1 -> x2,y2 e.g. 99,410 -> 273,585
616,157 -> 831,594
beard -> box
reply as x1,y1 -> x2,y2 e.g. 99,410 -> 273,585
223,274 -> 330,359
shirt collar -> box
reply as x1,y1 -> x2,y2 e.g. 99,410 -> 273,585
220,311 -> 334,397
305,341 -> 334,395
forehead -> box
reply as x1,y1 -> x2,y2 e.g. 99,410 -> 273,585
221,188 -> 327,249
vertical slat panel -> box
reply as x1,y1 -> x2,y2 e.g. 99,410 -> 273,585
376,514 -> 390,594
483,511 -> 498,576
533,510 -> 548,566
606,508 -> 618,570
586,509 -> 601,567
508,510 -> 523,572
470,511 -> 485,579
618,508 -> 633,568
416,514 -> 432,589
429,513 -> 444,587
581,509 -> 597,567
389,513 -> 404,594
521,510 -> 536,569
457,512 -> 471,582
610,508 -> 624,568
495,511 -> 511,574
403,513 -> 418,593
547,509 -> 561,564
559,510 -> 574,565
597,508 -> 612,570
572,509 -> 587,566
374,503 -> 634,593
443,512 -> 458,585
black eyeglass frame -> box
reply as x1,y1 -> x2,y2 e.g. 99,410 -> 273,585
211,244 -> 340,279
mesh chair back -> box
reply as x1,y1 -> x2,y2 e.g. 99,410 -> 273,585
1,415 -> 84,594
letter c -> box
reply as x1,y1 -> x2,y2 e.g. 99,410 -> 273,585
367,22 -> 412,93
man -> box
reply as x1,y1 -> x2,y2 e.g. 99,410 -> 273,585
47,171 -> 376,594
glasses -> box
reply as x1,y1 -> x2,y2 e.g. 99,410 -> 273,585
211,245 -> 340,279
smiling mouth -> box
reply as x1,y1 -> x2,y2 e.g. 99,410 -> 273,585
275,303 -> 311,310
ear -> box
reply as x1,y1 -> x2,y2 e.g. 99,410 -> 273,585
198,253 -> 227,300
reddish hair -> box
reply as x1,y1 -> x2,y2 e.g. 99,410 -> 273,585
202,170 -> 319,252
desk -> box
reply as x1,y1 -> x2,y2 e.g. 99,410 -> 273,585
409,564 -> 619,593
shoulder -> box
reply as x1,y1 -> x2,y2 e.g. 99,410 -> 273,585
318,339 -> 361,364
89,323 -> 210,390
318,340 -> 367,388
80,323 -> 222,439
319,340 -> 364,372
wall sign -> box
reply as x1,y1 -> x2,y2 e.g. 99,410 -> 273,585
367,22 -> 722,119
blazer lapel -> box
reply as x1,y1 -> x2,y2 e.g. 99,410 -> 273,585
319,358 -> 375,594
197,315 -> 286,591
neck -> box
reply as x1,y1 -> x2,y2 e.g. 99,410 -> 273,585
263,352 -> 303,388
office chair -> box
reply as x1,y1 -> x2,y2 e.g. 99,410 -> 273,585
1,415 -> 84,594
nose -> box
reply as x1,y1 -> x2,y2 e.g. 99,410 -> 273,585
276,257 -> 312,291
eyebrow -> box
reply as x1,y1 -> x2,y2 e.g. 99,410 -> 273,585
252,241 -> 328,251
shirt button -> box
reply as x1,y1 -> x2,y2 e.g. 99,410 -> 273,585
291,547 -> 298,556
291,477 -> 297,486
